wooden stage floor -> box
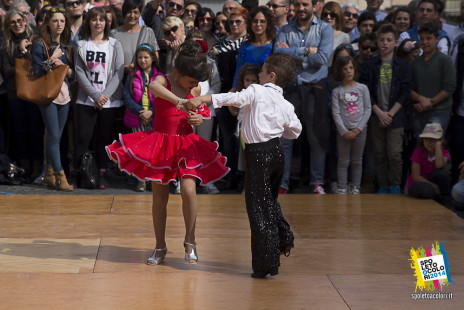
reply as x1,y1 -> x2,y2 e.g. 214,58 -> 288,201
0,194 -> 463,309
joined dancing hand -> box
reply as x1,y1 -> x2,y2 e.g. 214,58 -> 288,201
184,97 -> 203,110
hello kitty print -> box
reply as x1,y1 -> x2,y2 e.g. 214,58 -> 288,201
344,92 -> 360,117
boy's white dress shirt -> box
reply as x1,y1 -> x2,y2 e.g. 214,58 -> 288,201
212,83 -> 302,144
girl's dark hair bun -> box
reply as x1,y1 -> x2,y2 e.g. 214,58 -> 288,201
175,41 -> 211,82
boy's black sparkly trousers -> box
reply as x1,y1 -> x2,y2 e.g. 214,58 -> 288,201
244,138 -> 294,274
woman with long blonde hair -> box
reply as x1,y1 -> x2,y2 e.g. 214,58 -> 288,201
1,9 -> 44,181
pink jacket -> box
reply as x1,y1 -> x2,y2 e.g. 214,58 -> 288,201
123,68 -> 160,128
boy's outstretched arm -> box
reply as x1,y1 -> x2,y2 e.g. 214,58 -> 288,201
185,95 -> 212,110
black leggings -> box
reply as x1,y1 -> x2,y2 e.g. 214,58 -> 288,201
74,104 -> 119,170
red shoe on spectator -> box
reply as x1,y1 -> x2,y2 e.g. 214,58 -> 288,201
312,184 -> 326,194
279,188 -> 287,194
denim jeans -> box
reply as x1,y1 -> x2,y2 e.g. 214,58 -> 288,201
38,102 -> 70,172
452,178 -> 464,204
281,84 -> 326,188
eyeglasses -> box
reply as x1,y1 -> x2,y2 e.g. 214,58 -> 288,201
51,7 -> 66,13
198,17 -> 213,22
164,25 -> 179,36
65,0 -> 82,7
228,19 -> 243,25
361,45 -> 377,52
184,9 -> 197,15
344,11 -> 359,19
270,4 -> 286,9
168,2 -> 183,10
9,18 -> 24,26
215,20 -> 226,26
322,12 -> 337,19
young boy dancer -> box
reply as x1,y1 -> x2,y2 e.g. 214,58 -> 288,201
185,53 -> 302,278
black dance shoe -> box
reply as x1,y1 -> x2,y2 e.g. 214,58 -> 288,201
250,268 -> 278,278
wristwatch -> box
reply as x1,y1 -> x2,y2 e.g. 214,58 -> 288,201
303,47 -> 309,56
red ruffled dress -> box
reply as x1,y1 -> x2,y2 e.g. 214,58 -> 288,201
106,78 -> 230,185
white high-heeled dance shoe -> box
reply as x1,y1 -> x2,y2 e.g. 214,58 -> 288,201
184,241 -> 198,264
146,247 -> 167,265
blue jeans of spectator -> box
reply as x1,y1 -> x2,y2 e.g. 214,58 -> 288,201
281,84 -> 326,189
8,99 -> 44,160
452,178 -> 464,204
38,102 -> 70,172
449,114 -> 464,182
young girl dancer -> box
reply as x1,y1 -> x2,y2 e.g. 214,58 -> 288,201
107,41 -> 229,265
331,56 -> 371,194
123,43 -> 162,191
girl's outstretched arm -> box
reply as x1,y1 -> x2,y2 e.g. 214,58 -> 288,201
149,75 -> 179,104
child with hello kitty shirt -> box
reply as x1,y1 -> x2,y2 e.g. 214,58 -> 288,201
331,56 -> 372,194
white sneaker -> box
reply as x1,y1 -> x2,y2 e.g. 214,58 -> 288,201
205,183 -> 220,194
175,182 -> 181,194
350,186 -> 360,194
336,188 -> 347,194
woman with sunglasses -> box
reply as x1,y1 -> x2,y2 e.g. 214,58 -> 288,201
31,8 -> 74,191
162,16 -> 186,73
194,8 -> 217,52
321,1 -> 350,66
182,0 -> 201,20
1,9 -> 44,182
74,7 -> 125,189
110,0 -> 159,75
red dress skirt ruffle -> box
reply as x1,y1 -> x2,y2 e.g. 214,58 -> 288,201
106,130 -> 229,185
106,76 -> 229,185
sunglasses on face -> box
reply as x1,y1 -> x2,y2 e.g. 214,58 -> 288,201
344,11 -> 359,19
270,4 -> 286,9
361,45 -> 377,52
228,19 -> 242,25
184,9 -> 197,15
168,2 -> 183,10
215,20 -> 226,26
164,25 -> 179,36
198,17 -> 213,22
9,18 -> 24,26
66,0 -> 82,7
322,12 -> 337,19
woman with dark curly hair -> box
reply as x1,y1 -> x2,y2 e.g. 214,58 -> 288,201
391,7 -> 413,33
231,5 -> 276,89
194,7 -> 217,51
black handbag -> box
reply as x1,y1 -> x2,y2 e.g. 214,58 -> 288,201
79,152 -> 98,189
